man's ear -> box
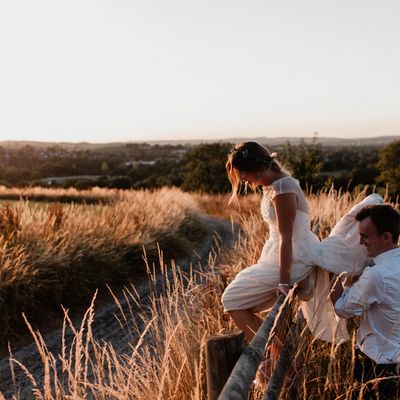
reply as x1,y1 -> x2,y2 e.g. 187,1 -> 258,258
383,231 -> 393,243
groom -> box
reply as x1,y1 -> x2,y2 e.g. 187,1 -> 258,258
330,204 -> 400,399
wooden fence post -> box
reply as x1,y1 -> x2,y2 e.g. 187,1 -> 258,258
218,294 -> 291,400
206,331 -> 245,400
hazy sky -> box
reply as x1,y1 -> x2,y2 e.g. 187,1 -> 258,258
0,0 -> 399,143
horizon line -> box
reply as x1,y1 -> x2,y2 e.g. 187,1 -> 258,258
0,133 -> 399,145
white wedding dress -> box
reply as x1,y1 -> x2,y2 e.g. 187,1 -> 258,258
221,176 -> 384,344
301,190 -> 384,343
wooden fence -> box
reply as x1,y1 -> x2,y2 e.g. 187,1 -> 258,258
206,293 -> 299,400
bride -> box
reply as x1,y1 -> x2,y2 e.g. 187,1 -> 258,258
221,141 -> 383,344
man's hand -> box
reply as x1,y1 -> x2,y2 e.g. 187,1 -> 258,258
330,274 -> 346,305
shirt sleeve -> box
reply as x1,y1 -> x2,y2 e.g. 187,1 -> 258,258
334,266 -> 385,319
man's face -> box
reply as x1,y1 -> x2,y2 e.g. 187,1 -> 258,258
358,217 -> 387,257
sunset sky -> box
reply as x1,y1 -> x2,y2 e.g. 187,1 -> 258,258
0,0 -> 399,143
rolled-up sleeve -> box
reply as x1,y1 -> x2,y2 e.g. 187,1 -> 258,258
334,267 -> 384,319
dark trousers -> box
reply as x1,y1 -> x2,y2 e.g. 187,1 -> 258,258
353,349 -> 399,400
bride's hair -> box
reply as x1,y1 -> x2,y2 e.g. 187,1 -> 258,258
226,141 -> 285,205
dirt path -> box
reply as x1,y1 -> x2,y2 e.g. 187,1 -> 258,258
0,216 -> 236,399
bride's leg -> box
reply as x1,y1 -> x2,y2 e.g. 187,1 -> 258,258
228,309 -> 263,342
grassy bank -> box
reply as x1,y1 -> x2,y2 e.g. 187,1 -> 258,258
0,187 -> 206,343
2,187 -> 399,399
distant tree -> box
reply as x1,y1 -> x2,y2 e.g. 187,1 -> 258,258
18,145 -> 37,162
95,176 -> 109,188
349,166 -> 379,186
75,179 -> 93,190
376,140 -> 400,194
280,134 -> 323,189
2,167 -> 32,185
110,176 -> 132,189
180,143 -> 232,193
39,160 -> 75,177
101,161 -> 110,175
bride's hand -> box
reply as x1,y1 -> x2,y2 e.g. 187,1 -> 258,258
276,283 -> 291,296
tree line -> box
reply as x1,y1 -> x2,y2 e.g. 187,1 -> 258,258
0,140 -> 399,195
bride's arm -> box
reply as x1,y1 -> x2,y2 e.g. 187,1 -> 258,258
273,193 -> 297,290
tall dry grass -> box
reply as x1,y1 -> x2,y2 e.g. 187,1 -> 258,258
0,188 -> 206,344
0,185 -> 120,204
1,187 -> 398,399
192,192 -> 261,221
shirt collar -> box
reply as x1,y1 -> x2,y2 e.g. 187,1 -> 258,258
373,247 -> 400,265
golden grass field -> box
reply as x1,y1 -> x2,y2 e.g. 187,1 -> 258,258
0,186 -> 118,204
0,186 -> 398,399
0,187 -> 206,346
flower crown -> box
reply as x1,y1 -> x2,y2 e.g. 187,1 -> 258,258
230,146 -> 276,166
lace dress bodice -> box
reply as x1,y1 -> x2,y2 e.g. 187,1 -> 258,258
261,176 -> 309,219
259,176 -> 319,266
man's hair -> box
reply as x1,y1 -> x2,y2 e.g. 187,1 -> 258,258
355,204 -> 400,243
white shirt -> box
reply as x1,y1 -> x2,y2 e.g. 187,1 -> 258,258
335,247 -> 400,364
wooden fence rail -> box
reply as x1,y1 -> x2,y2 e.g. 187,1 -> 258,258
214,293 -> 294,400
263,319 -> 296,400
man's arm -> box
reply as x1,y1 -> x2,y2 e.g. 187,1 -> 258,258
333,267 -> 384,319
330,275 -> 345,305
